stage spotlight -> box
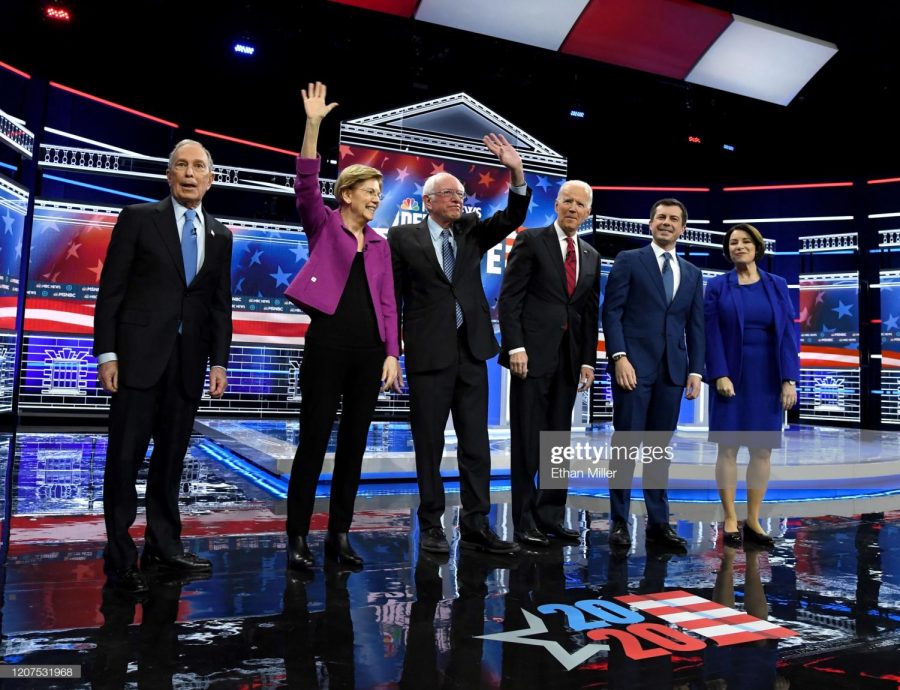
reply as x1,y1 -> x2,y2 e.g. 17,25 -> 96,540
723,144 -> 735,151
42,1 -> 72,23
233,41 -> 256,56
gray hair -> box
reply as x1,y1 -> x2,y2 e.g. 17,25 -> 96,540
168,139 -> 214,170
422,172 -> 462,199
558,179 -> 593,206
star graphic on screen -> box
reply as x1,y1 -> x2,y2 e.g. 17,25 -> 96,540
235,277 -> 245,293
290,242 -> 307,263
815,292 -> 825,304
339,144 -> 354,160
527,195 -> 538,213
798,306 -> 809,323
430,162 -> 445,175
395,166 -> 410,182
65,242 -> 81,260
884,313 -> 899,330
821,323 -> 837,334
41,222 -> 60,234
465,193 -> 480,206
2,209 -> 14,235
414,182 -> 424,197
270,266 -> 292,288
488,203 -> 504,217
832,300 -> 853,318
544,213 -> 557,225
477,610 -> 608,672
250,249 -> 264,266
478,171 -> 496,187
88,259 -> 104,281
535,175 -> 552,191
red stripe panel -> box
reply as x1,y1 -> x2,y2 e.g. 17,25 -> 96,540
712,630 -> 768,646
561,0 -> 732,80
233,320 -> 308,337
24,318 -> 93,334
328,0 -> 419,18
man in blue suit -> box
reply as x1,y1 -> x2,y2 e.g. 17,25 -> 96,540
601,199 -> 704,551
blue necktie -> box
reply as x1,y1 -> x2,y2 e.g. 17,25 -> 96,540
182,209 -> 198,285
661,251 -> 674,304
441,229 -> 463,328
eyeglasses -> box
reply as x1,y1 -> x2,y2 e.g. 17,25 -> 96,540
430,189 -> 466,200
172,160 -> 210,173
356,187 -> 384,200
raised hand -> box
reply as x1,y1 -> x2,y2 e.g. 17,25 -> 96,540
301,81 -> 338,125
483,133 -> 525,185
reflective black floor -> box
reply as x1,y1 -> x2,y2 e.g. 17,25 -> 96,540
0,432 -> 897,688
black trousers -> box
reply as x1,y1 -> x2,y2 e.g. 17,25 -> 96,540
286,341 -> 384,536
509,338 -> 578,531
407,328 -> 492,532
104,343 -> 199,570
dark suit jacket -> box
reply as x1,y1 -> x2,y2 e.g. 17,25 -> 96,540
497,225 -> 600,381
387,189 -> 531,374
93,197 -> 233,398
601,244 -> 704,386
704,269 -> 800,385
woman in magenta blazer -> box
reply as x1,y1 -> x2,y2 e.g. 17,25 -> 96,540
283,82 -> 401,571
705,224 -> 799,549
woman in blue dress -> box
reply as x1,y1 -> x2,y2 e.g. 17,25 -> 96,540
705,224 -> 799,548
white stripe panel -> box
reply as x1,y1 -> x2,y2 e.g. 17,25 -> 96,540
25,308 -> 94,327
663,606 -> 740,623
415,0 -> 590,51
700,620 -> 783,638
629,595 -> 707,610
231,311 -> 309,324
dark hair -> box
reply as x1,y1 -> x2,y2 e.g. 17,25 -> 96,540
723,223 -> 766,263
649,198 -> 688,225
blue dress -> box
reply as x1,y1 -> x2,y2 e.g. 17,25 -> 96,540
709,281 -> 783,448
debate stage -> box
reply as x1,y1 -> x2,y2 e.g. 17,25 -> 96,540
0,422 -> 897,688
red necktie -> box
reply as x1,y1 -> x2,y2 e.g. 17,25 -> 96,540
565,237 -> 577,297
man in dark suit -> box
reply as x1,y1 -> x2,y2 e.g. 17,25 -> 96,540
601,198 -> 703,551
498,180 -> 600,547
388,133 -> 531,555
94,139 -> 233,593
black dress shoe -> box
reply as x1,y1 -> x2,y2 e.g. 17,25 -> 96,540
287,534 -> 314,571
420,527 -> 450,554
460,525 -> 521,555
324,531 -> 364,568
645,524 -> 688,553
742,524 -> 775,549
723,530 -> 742,548
609,520 -> 632,547
141,550 -> 212,573
514,528 -> 550,547
537,522 -> 581,543
105,566 -> 149,595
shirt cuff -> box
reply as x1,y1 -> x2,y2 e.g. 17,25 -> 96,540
610,351 -> 626,360
96,352 -> 117,365
509,182 -> 527,196
211,365 -> 227,373
509,347 -> 526,355
689,372 -> 703,380
581,364 -> 594,370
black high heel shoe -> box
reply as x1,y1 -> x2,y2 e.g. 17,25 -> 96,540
723,527 -> 742,548
287,534 -> 314,571
324,531 -> 364,569
742,524 -> 775,549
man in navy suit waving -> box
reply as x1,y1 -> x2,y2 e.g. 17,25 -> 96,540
601,199 -> 704,552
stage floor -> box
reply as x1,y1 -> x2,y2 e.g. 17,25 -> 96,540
0,426 -> 897,688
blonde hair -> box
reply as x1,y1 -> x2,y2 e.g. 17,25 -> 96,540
335,165 -> 383,204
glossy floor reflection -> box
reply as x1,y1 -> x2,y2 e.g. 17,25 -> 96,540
0,432 -> 898,688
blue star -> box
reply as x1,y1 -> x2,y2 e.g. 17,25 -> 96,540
544,213 -> 557,225
2,209 -> 14,235
527,195 -> 538,213
465,193 -> 480,206
413,182 -> 424,197
290,242 -> 307,263
535,175 -> 552,191
832,300 -> 853,319
488,203 -> 504,217
249,249 -> 264,266
270,265 -> 292,288
884,313 -> 899,330
821,323 -> 837,334
235,277 -> 245,294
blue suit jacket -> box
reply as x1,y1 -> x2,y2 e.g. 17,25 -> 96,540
601,244 -> 704,386
704,269 -> 800,385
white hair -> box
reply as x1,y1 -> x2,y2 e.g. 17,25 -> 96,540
422,172 -> 462,200
558,179 -> 592,206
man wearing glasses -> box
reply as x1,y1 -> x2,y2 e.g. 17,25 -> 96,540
388,133 -> 531,556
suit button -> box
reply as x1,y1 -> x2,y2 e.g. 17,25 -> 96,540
311,276 -> 317,283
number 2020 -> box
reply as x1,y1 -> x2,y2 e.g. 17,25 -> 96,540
537,600 -> 706,660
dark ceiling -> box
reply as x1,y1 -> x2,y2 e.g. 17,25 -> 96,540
3,0 -> 899,185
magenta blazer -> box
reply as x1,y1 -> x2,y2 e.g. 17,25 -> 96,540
283,155 -> 399,358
